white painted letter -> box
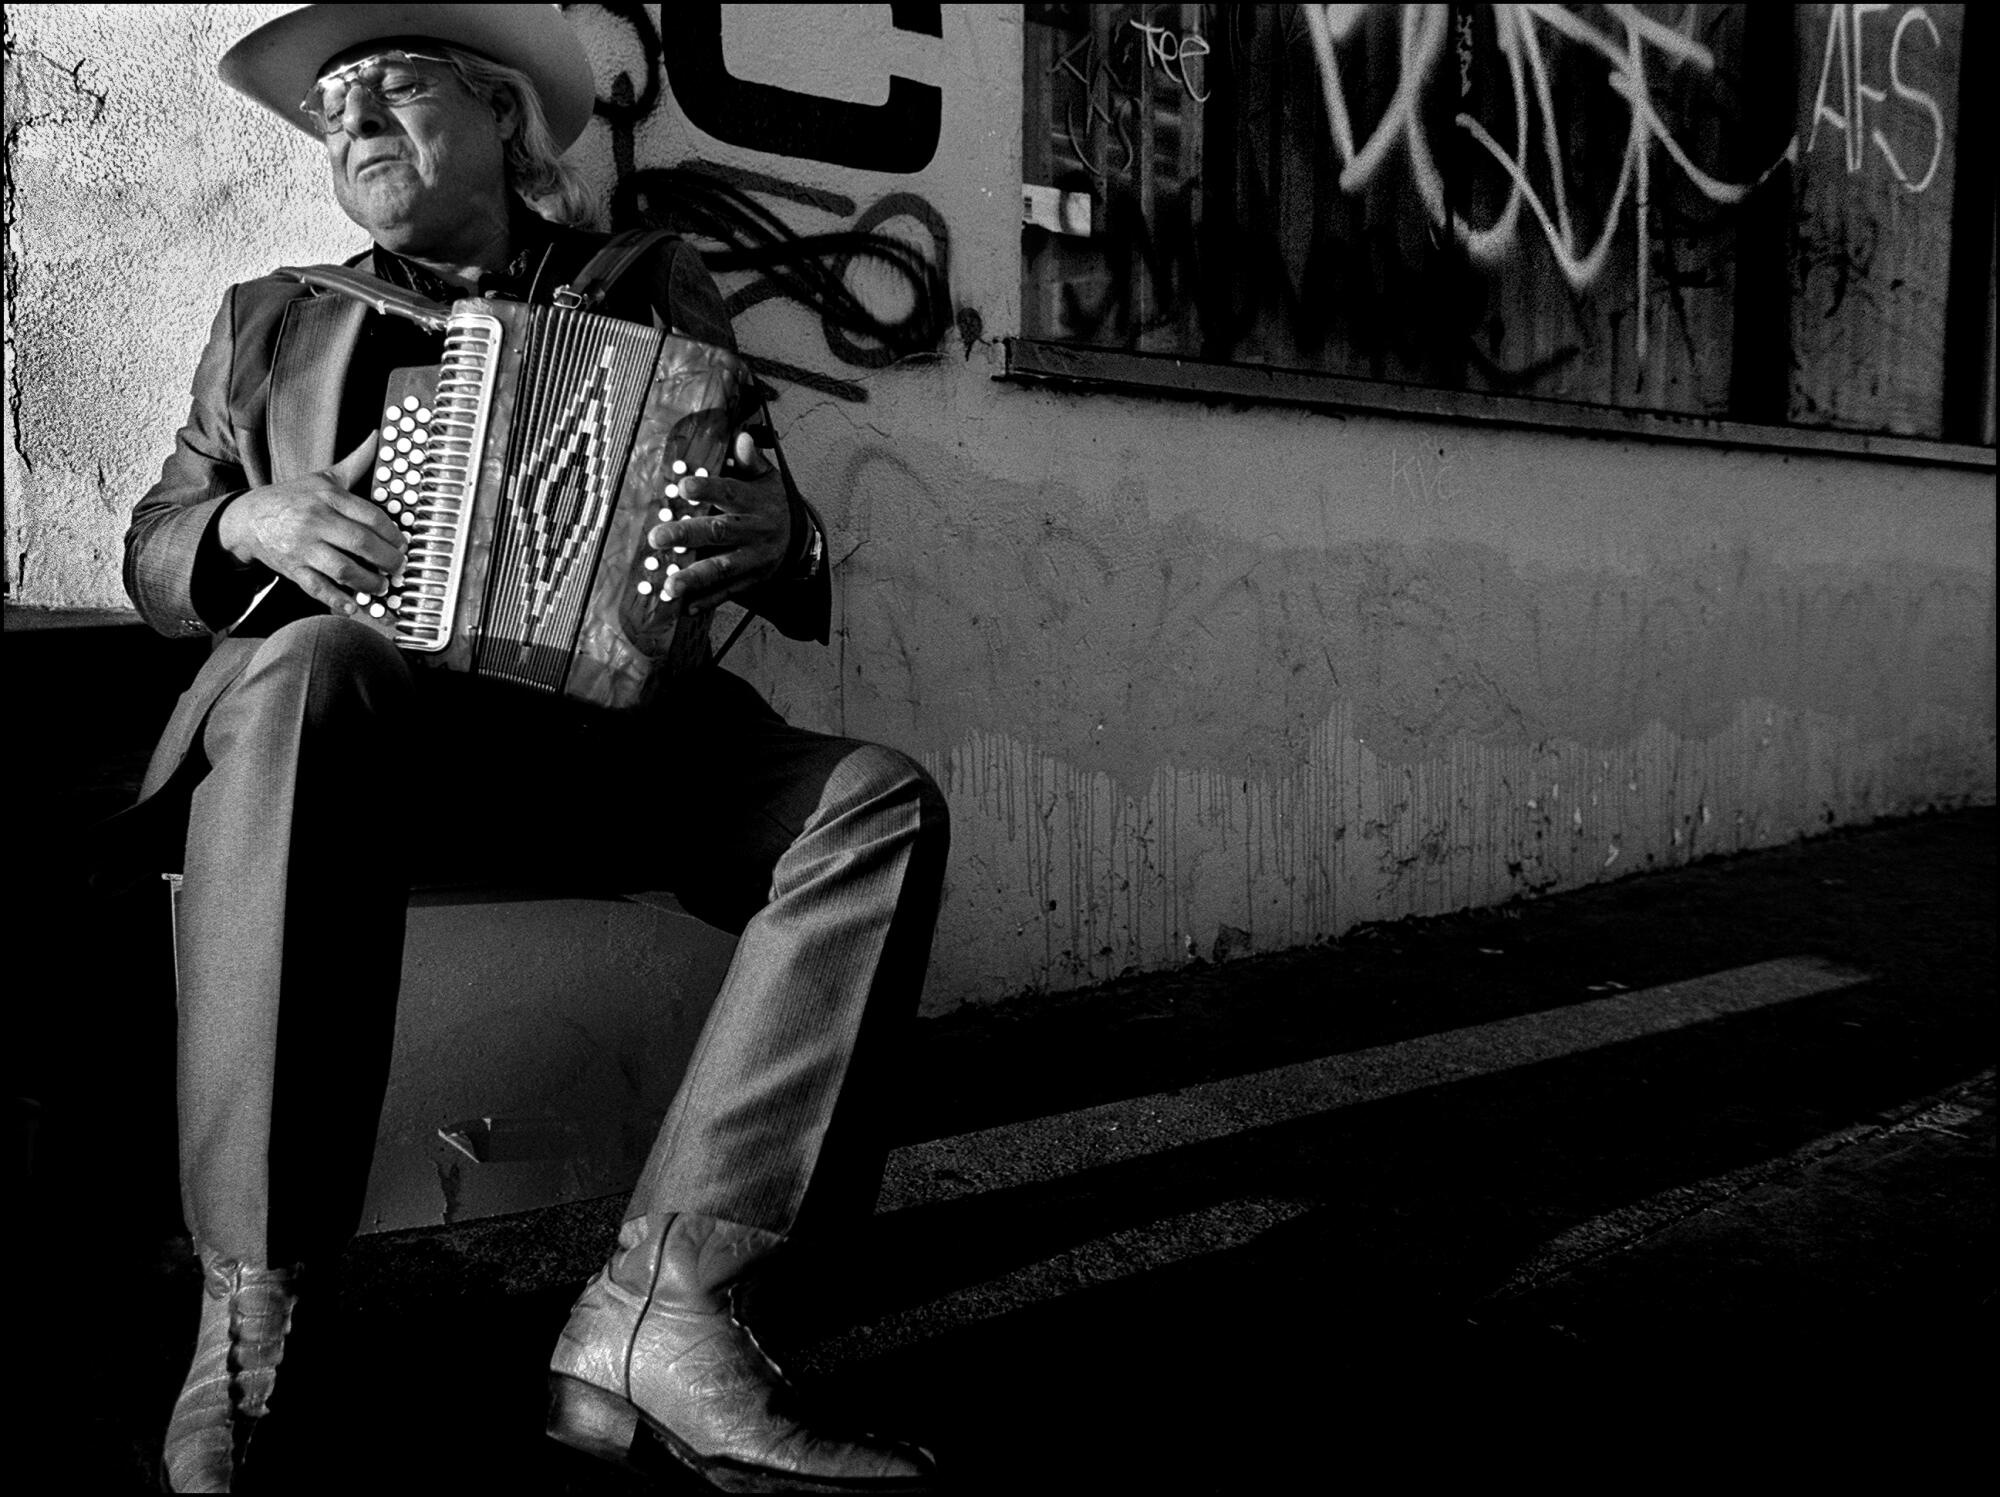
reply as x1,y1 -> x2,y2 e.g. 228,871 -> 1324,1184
1850,4 -> 1891,173
1808,3 -> 1853,166
1883,7 -> 1945,192
1178,33 -> 1211,104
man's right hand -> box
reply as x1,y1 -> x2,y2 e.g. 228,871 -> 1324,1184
215,433 -> 404,616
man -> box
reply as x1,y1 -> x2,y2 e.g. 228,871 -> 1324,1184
117,7 -> 946,1491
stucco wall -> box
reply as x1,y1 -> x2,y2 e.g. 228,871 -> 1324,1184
7,5 -> 1994,1014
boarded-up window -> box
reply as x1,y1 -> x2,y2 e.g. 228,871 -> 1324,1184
1021,4 -> 1995,445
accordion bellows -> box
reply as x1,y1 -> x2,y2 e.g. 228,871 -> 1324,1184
286,267 -> 756,711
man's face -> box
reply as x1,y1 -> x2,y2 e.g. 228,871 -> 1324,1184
320,52 -> 514,256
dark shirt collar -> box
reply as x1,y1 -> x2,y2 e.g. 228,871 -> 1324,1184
371,207 -> 562,306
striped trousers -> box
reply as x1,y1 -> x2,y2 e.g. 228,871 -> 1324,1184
159,614 -> 948,1269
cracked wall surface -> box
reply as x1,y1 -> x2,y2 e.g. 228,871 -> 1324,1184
6,5 -> 356,605
6,6 -> 1995,1015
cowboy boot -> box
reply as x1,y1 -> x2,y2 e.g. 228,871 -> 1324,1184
160,1252 -> 298,1493
547,1211 -> 935,1493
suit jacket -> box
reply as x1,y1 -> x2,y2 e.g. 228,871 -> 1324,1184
120,227 -> 830,826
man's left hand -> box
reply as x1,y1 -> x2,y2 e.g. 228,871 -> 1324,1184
649,430 -> 790,612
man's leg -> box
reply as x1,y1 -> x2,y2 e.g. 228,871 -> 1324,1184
633,732 -> 948,1231
165,615 -> 411,1493
550,671 -> 949,1491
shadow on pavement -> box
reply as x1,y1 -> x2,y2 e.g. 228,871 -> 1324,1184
22,809 -> 1994,1491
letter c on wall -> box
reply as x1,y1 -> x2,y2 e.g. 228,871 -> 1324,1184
661,3 -> 943,173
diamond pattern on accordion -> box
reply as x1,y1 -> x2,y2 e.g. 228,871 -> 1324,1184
340,313 -> 750,703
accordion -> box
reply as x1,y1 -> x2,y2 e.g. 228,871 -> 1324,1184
279,262 -> 757,711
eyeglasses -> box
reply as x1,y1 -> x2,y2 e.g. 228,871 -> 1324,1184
299,50 -> 453,133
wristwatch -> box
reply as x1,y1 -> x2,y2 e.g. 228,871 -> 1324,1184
788,509 -> 826,581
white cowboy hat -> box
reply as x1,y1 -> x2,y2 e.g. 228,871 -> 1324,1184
218,3 -> 596,150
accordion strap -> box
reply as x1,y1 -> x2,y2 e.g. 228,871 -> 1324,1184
277,231 -> 680,324
552,228 -> 680,313
271,265 -> 452,332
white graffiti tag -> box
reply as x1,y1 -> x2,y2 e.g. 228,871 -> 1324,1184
1807,4 -> 1945,192
1129,19 -> 1212,104
1302,4 -> 1797,362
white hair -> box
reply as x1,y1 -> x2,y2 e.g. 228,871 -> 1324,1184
437,45 -> 596,227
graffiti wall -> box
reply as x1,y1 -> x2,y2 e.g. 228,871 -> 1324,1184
5,5 -> 1994,1013
1023,4 -> 1993,442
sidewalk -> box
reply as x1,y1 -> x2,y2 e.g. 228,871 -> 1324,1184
32,807 -> 1995,1491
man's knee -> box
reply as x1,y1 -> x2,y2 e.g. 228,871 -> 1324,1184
842,743 -> 950,847
231,616 -> 411,734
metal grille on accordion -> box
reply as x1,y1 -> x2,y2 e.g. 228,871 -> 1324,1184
357,294 -> 755,711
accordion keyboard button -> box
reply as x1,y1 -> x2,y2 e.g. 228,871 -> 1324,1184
373,488 -> 388,502
636,580 -> 654,596
402,396 -> 419,411
643,556 -> 659,571
672,460 -> 687,475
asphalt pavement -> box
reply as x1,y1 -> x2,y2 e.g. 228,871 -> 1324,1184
25,806 -> 1995,1492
